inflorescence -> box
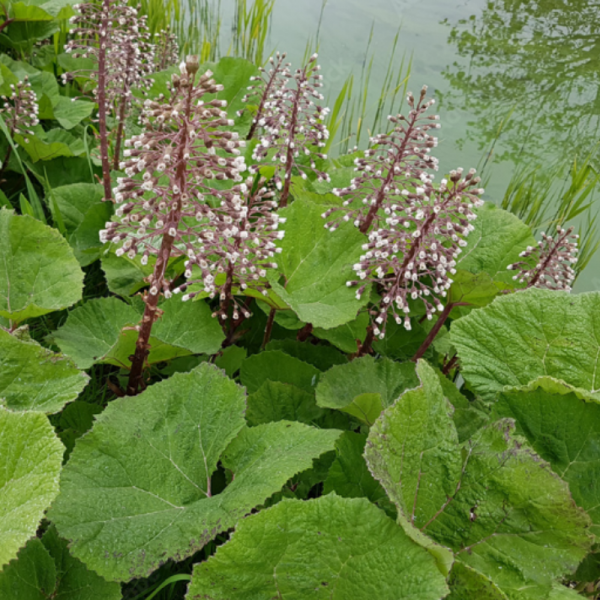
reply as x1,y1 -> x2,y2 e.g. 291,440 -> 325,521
0,77 -> 39,142
348,168 -> 484,337
507,225 -> 578,291
324,86 -> 440,235
247,52 -> 331,205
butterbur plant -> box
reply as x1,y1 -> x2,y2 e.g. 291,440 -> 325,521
0,77 -> 39,175
4,27 -> 600,600
64,0 -> 155,199
173,177 -> 284,323
100,56 -> 246,394
507,225 -> 578,291
248,52 -> 330,206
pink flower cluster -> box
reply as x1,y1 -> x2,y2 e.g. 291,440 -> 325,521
0,77 -> 39,142
508,226 -> 578,291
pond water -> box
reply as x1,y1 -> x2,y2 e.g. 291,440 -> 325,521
217,0 -> 600,289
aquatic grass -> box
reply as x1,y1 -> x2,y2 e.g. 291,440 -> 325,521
232,0 -> 275,66
330,25 -> 412,155
500,151 -> 600,277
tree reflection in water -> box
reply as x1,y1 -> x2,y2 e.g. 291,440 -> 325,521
440,1 -> 600,167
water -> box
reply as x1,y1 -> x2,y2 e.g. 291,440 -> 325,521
216,0 -> 600,289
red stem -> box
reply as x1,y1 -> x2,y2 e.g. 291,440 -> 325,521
358,112 -> 420,234
279,81 -> 302,208
97,0 -> 113,202
262,308 -> 276,349
412,301 -> 469,362
126,76 -> 194,395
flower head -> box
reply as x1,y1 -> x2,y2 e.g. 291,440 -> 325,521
102,62 -> 246,298
507,225 -> 578,291
348,168 -> 484,337
246,52 -> 330,205
323,86 -> 440,234
0,77 -> 40,139
172,177 -> 284,320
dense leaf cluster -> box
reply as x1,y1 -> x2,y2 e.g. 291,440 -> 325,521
0,1 -> 598,599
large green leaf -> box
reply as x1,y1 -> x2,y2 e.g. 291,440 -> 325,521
451,289 -> 600,401
186,495 -> 449,600
495,379 -> 600,536
0,528 -> 121,600
53,296 -> 225,369
48,183 -> 113,266
365,361 -> 592,599
53,97 -> 94,130
0,208 -> 84,324
0,330 -> 88,413
268,199 -> 368,329
0,408 -> 63,569
240,350 -> 321,394
50,363 -> 340,581
316,356 -> 418,425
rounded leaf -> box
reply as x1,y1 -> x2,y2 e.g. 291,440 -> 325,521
0,208 -> 84,324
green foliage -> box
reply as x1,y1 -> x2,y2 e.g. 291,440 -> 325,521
2,13 -> 600,598
53,296 -> 225,369
0,527 -> 121,600
0,408 -> 63,570
365,361 -> 593,599
186,494 -> 449,600
316,356 -> 418,425
269,198 -> 369,329
451,288 -> 600,400
0,329 -> 88,412
0,208 -> 84,325
49,363 -> 340,581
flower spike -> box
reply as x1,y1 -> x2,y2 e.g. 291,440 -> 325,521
348,168 -> 484,338
248,52 -> 330,206
324,86 -> 440,234
507,225 -> 578,291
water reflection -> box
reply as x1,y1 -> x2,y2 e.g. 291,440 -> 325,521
440,0 -> 600,167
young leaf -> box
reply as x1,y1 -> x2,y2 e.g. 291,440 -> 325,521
53,296 -> 225,369
316,356 -> 418,425
495,379 -> 600,536
0,208 -> 84,325
268,198 -> 369,329
0,330 -> 88,413
186,495 -> 449,600
240,349 -> 321,394
451,289 -> 600,401
365,360 -> 593,599
324,432 -> 396,517
49,363 -> 340,582
0,408 -> 63,569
